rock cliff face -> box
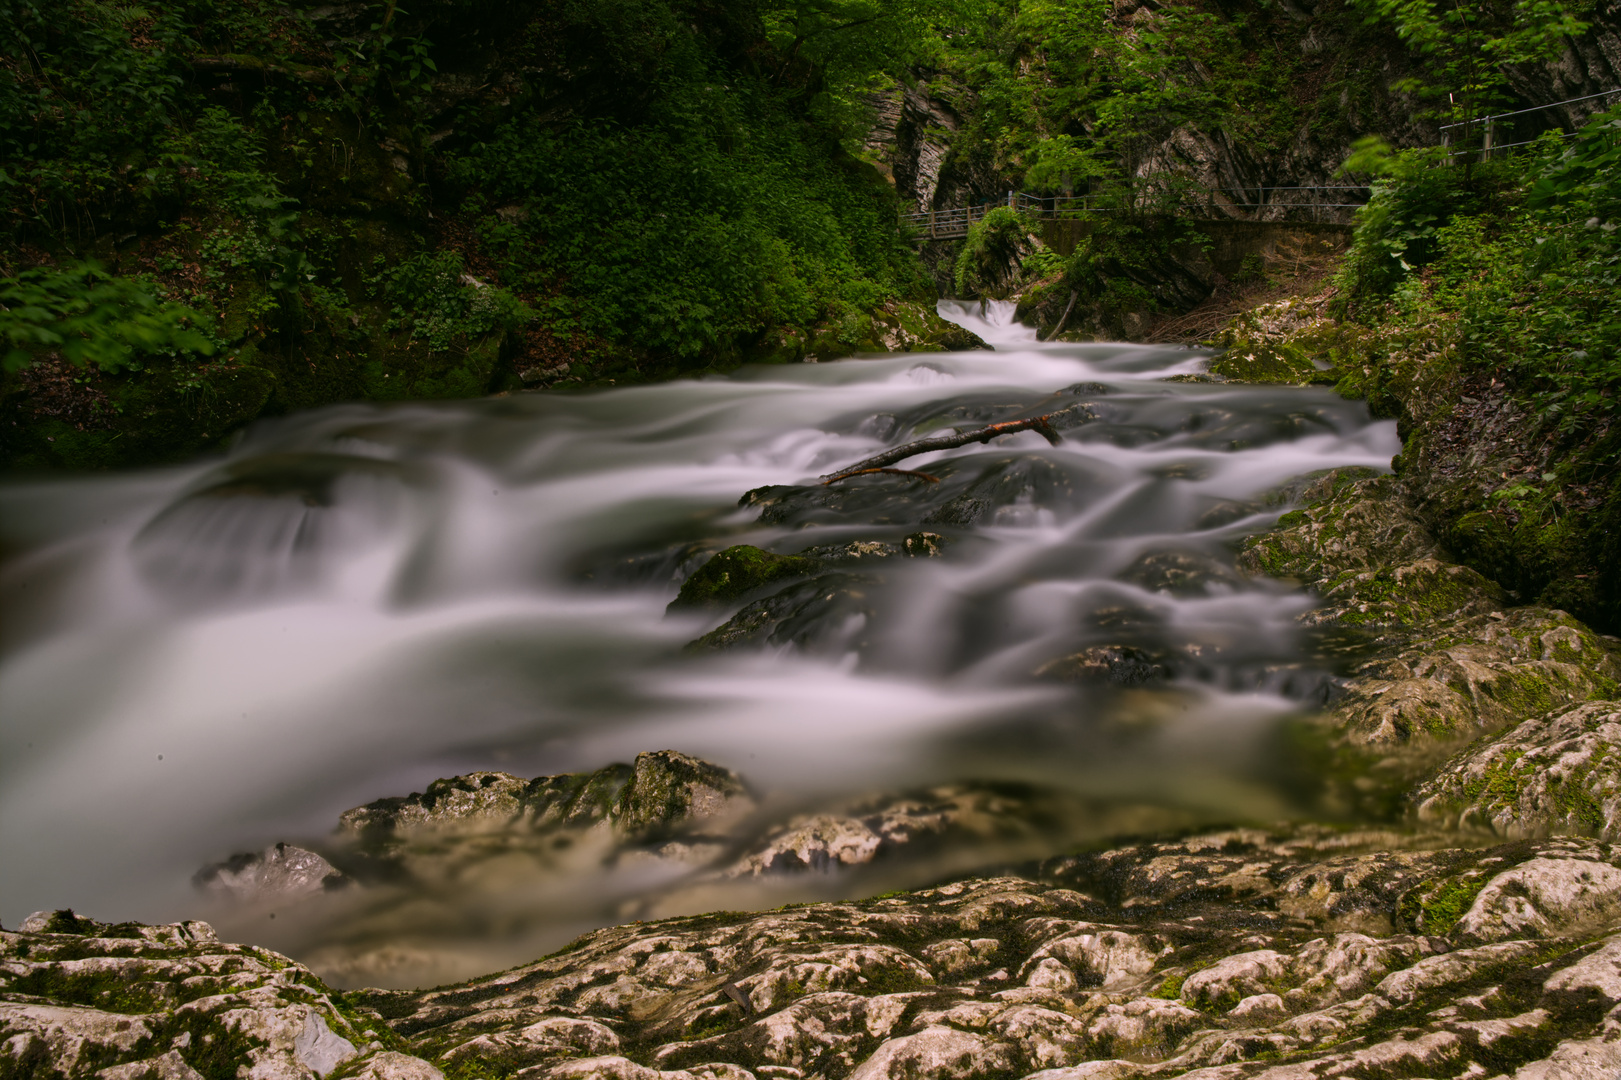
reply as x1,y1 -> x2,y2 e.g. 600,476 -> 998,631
870,2 -> 1621,228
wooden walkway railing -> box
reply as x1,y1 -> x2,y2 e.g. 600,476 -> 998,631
900,186 -> 1373,239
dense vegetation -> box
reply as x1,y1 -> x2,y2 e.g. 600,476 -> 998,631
0,0 -> 1609,478
1326,104 -> 1621,628
0,0 -> 969,469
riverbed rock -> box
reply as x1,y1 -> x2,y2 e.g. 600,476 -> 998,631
194,842 -> 345,903
669,547 -> 824,613
1240,471 -> 1620,755
0,913 -> 440,1080
336,751 -> 754,856
39,829 -> 1621,1079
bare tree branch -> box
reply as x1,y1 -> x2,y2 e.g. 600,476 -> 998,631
820,414 -> 1062,486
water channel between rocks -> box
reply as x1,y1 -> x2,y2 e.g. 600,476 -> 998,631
0,301 -> 1399,987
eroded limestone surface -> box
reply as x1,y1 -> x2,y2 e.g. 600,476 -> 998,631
20,833 -> 1621,1080
0,913 -> 436,1079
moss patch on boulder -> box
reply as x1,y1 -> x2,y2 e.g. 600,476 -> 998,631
667,545 -> 824,612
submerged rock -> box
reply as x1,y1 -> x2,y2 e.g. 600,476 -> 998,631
1035,647 -> 1173,688
682,534 -> 946,652
669,547 -> 823,613
194,842 -> 345,902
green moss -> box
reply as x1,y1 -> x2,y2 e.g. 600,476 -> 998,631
668,545 -> 822,611
1150,973 -> 1186,999
1208,341 -> 1328,384
1399,873 -> 1489,934
1275,509 -> 1309,529
1461,750 -> 1528,806
5,966 -> 167,1014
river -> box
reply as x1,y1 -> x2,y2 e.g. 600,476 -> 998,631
0,301 -> 1398,986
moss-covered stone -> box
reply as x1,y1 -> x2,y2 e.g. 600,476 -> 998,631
667,545 -> 823,612
610,750 -> 753,840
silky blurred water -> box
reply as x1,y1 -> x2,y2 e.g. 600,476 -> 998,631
0,301 -> 1397,983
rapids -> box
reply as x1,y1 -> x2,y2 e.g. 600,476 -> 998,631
0,301 -> 1398,985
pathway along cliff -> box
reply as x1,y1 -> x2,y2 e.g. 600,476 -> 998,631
0,304 -> 1399,985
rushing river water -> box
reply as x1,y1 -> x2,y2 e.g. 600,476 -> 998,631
0,302 -> 1398,985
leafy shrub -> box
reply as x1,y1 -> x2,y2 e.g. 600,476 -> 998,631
371,252 -> 533,352
1,263 -> 215,373
1351,106 -> 1621,434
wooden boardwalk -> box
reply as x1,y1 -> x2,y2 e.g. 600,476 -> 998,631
901,187 -> 1372,239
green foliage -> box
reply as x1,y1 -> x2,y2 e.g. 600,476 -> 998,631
1351,106 -> 1621,433
1060,209 -> 1206,317
941,0 -> 1342,194
1,262 -> 215,373
449,67 -> 915,361
1338,145 -> 1462,296
953,206 -> 1028,294
371,252 -> 533,353
1350,0 -> 1589,131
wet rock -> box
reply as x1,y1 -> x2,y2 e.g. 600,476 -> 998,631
194,842 -> 345,902
350,1052 -> 447,1079
686,573 -> 879,654
920,494 -> 990,527
847,1024 -> 1014,1078
1239,476 -> 1449,599
708,783 -> 1093,882
683,535 -> 946,652
1119,550 -> 1243,596
1453,857 -> 1621,944
614,751 -> 754,841
669,546 -> 822,612
1181,950 -> 1290,1008
1036,646 -> 1173,687
1331,610 -> 1620,745
1416,701 -> 1621,838
1208,298 -> 1351,385
0,917 -> 440,1080
335,751 -> 753,855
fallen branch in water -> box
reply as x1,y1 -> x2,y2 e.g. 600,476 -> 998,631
823,467 -> 941,486
820,414 -> 1061,485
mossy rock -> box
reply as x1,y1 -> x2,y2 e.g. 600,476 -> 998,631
610,750 -> 750,839
1207,341 -> 1330,384
668,545 -> 822,612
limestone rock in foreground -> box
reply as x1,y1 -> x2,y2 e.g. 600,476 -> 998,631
0,913 -> 439,1080
24,832 -> 1621,1079
1417,701 -> 1621,839
344,832 -> 1621,1080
